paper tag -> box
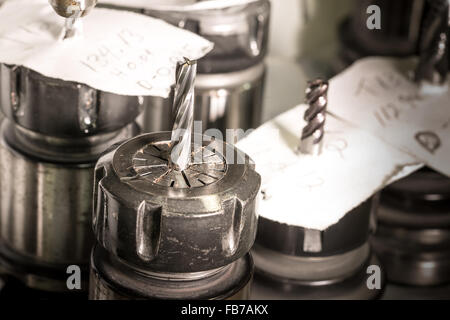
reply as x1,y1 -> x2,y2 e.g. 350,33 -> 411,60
237,105 -> 421,231
328,57 -> 450,177
0,0 -> 213,98
101,0 -> 261,11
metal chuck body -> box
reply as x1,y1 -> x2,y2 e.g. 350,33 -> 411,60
90,132 -> 261,300
251,199 -> 385,300
0,64 -> 142,293
371,169 -> 450,286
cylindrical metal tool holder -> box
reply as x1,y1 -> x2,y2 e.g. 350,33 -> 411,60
101,1 -> 270,134
251,198 -> 385,300
89,132 -> 261,300
0,64 -> 142,293
371,169 -> 450,286
338,0 -> 426,67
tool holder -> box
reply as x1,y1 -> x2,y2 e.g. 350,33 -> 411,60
372,168 -> 450,286
90,132 -> 261,299
0,64 -> 142,292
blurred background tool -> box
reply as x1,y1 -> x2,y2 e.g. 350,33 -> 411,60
414,0 -> 449,84
299,79 -> 328,155
100,0 -> 270,137
251,199 -> 383,300
49,0 -> 99,39
169,58 -> 197,171
0,64 -> 141,295
339,0 -> 450,292
89,132 -> 260,300
338,0 -> 426,69
371,170 -> 450,287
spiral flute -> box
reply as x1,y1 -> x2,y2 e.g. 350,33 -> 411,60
299,79 -> 329,156
170,58 -> 197,171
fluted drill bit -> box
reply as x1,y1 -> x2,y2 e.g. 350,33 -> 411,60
49,0 -> 98,39
169,58 -> 197,171
298,79 -> 329,156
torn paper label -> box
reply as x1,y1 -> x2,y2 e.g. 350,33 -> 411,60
237,105 -> 422,231
101,0 -> 261,11
328,57 -> 450,177
0,0 -> 213,98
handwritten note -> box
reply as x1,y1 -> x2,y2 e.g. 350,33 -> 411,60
0,0 -> 213,97
328,57 -> 450,177
237,105 -> 421,231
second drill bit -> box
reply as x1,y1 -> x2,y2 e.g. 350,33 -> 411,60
170,58 -> 197,171
49,0 -> 98,39
298,79 -> 329,156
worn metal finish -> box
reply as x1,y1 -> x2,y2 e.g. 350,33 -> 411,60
90,132 -> 260,299
90,245 -> 253,300
93,132 -> 260,273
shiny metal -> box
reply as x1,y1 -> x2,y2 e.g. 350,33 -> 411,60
90,132 -> 260,299
127,140 -> 226,188
170,59 -> 197,171
98,1 -> 269,136
99,0 -> 270,74
90,245 -> 253,300
251,198 -> 383,299
0,64 -> 142,293
415,0 -> 449,84
143,63 -> 265,134
372,169 -> 450,286
253,243 -> 370,284
49,0 -> 98,39
251,252 -> 384,300
0,121 -> 138,292
299,79 -> 328,155
49,0 -> 98,18
0,64 -> 143,137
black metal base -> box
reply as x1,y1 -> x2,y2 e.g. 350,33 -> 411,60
89,245 -> 253,300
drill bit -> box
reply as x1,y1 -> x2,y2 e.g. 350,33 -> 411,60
169,58 -> 197,171
298,79 -> 329,156
49,0 -> 98,39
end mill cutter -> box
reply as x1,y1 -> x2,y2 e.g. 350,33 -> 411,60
89,132 -> 261,300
